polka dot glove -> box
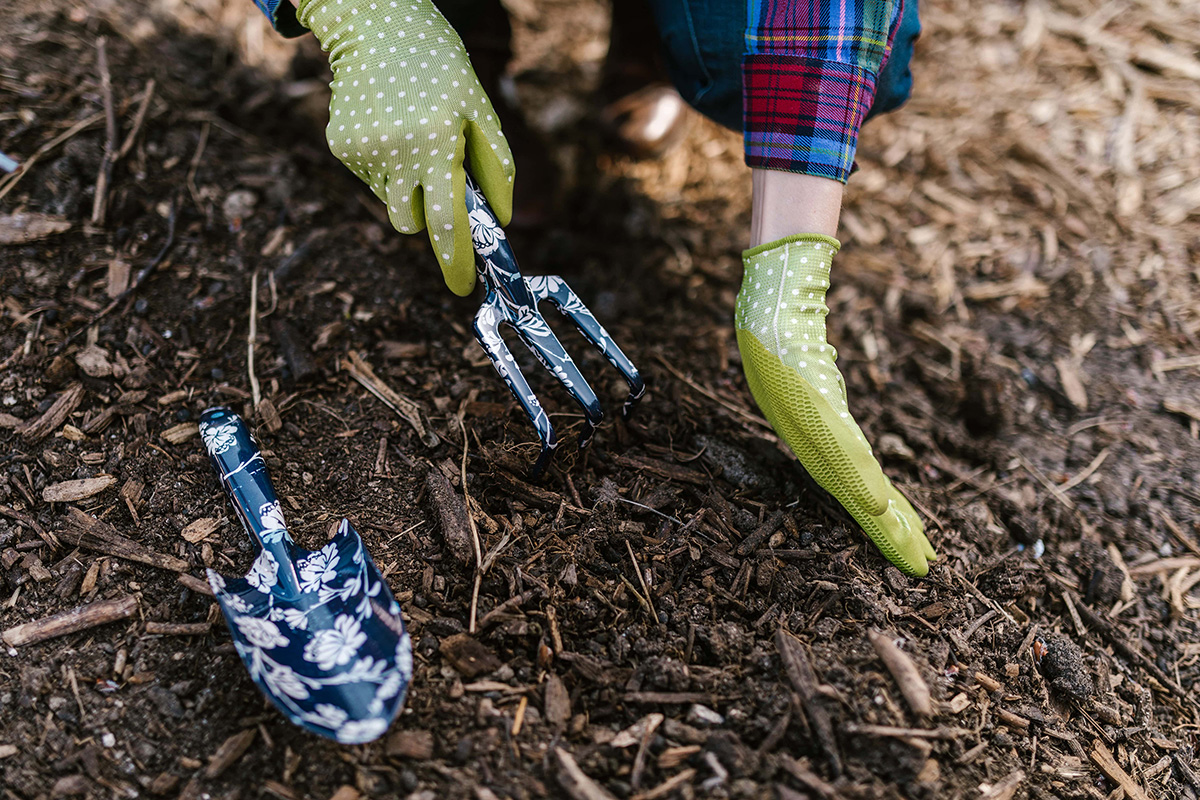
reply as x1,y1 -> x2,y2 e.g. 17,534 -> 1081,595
298,0 -> 515,296
735,234 -> 937,576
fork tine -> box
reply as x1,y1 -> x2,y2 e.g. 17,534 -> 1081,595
473,303 -> 557,478
509,306 -> 605,451
529,276 -> 647,419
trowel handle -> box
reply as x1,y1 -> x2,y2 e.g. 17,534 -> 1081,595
198,407 -> 295,554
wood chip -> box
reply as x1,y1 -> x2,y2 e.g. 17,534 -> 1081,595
0,744 -> 18,759
204,729 -> 256,779
439,633 -> 503,678
554,747 -> 618,800
868,629 -> 934,718
611,714 -> 664,748
74,344 -> 113,378
2,594 -> 138,647
1090,741 -> 1152,800
257,397 -> 282,432
161,422 -> 199,443
178,573 -> 214,597
42,475 -> 116,503
425,466 -> 472,566
776,628 -> 841,774
385,729 -> 434,760
181,518 -> 220,544
544,672 -> 571,728
106,259 -> 130,298
19,383 -> 83,443
979,769 -> 1025,800
61,506 -> 190,573
0,212 -> 71,244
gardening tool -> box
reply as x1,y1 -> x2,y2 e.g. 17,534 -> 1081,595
199,407 -> 411,744
466,174 -> 646,478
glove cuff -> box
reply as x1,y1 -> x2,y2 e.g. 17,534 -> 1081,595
742,233 -> 840,262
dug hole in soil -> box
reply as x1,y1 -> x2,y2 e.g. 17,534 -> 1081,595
2,0 -> 1200,798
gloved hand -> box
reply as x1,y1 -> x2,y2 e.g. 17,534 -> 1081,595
735,234 -> 937,576
298,0 -> 515,296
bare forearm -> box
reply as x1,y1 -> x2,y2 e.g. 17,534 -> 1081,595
749,169 -> 844,246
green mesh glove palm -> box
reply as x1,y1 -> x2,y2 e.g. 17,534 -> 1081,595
298,0 -> 515,296
735,234 -> 937,576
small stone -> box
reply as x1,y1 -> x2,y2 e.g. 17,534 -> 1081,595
101,732 -> 116,747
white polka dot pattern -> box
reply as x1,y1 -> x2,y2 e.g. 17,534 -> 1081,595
299,0 -> 515,296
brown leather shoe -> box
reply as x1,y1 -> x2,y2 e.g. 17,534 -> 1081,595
600,83 -> 690,160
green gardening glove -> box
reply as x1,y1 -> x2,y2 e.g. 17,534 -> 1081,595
735,234 -> 937,576
298,0 -> 515,296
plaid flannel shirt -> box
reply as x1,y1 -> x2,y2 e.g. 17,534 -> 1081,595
252,0 -> 900,183
745,0 -> 903,182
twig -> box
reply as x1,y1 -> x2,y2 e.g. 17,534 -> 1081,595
0,111 -> 105,202
2,595 -> 138,647
868,629 -> 934,718
116,78 -> 155,160
1058,446 -> 1110,492
186,120 -> 210,211
842,722 -> 974,739
248,271 -> 262,408
342,351 -> 436,444
91,37 -> 118,226
1090,740 -> 1152,800
1018,456 -> 1074,509
626,539 -> 658,623
461,416 -> 483,634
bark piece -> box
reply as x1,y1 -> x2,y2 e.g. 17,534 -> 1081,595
162,422 -> 199,443
775,628 -> 841,775
204,729 -> 256,779
868,629 -> 934,718
0,212 -> 71,244
42,475 -> 116,503
385,730 -> 434,759
439,633 -> 502,678
19,384 -> 84,443
181,518 -> 220,544
60,506 -> 189,573
544,673 -> 571,729
2,594 -> 138,647
1090,741 -> 1151,800
554,747 -> 618,800
425,467 -> 472,566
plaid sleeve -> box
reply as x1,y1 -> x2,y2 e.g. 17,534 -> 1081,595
744,0 -> 903,182
252,0 -> 309,37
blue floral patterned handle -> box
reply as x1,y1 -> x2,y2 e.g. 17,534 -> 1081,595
465,175 -> 646,478
199,407 -> 412,744
200,407 -> 301,598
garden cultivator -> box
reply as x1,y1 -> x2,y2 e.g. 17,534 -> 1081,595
465,175 -> 646,478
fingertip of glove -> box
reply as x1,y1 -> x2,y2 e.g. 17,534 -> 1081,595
443,268 -> 476,297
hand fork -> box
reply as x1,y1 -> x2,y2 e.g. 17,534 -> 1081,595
465,175 -> 646,479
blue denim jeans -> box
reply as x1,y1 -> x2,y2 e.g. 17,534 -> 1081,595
647,0 -> 921,132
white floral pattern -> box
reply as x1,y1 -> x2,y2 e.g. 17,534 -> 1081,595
258,501 -> 287,532
468,207 -> 506,256
304,614 -> 367,671
199,419 -> 239,455
235,616 -> 289,649
298,543 -> 340,594
246,549 -> 279,593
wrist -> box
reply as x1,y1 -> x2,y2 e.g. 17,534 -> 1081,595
749,168 -> 844,247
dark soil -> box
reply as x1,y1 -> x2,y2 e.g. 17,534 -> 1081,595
3,1 -> 1200,799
